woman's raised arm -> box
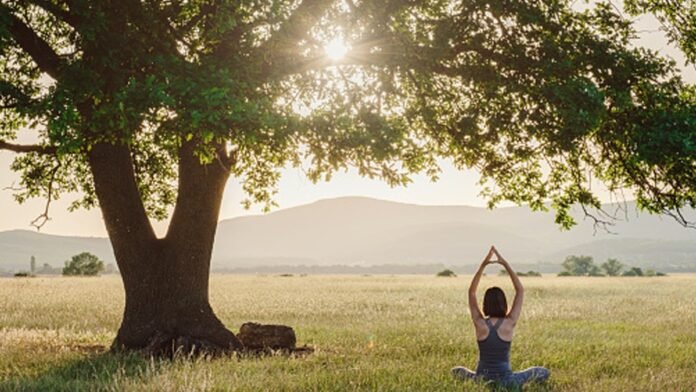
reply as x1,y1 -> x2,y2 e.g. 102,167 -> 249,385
493,247 -> 524,323
468,247 -> 494,324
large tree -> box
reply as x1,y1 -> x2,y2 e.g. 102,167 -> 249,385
1,0 -> 694,354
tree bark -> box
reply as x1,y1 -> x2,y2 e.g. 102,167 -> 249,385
111,245 -> 243,356
88,141 -> 242,356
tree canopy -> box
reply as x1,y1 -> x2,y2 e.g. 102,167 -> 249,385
62,252 -> 105,276
1,0 -> 694,229
601,257 -> 624,276
561,255 -> 596,276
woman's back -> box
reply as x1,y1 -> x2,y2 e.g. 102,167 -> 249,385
476,318 -> 512,380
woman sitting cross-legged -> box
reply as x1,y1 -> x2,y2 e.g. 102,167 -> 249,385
452,246 -> 549,388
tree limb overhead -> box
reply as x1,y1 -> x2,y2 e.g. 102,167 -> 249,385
0,141 -> 57,154
1,5 -> 65,79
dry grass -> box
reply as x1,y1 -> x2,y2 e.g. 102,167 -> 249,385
1,274 -> 695,391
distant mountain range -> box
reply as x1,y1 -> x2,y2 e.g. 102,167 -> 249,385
1,197 -> 695,273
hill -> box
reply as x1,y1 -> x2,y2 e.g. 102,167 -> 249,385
212,197 -> 696,271
1,197 -> 695,273
0,230 -> 113,273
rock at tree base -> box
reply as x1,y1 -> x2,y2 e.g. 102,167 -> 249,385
237,322 -> 296,351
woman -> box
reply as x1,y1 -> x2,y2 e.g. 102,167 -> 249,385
452,246 -> 549,388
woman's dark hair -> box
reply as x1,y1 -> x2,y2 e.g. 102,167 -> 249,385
483,287 -> 508,318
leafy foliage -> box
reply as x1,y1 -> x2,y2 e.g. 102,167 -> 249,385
625,0 -> 695,63
588,264 -> 605,277
0,0 -> 694,228
62,252 -> 104,276
601,258 -> 624,276
561,256 -> 663,277
561,255 -> 596,276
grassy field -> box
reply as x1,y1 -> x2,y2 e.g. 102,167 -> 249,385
1,274 -> 695,391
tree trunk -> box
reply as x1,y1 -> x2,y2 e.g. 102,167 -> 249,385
88,141 -> 242,356
112,241 -> 243,356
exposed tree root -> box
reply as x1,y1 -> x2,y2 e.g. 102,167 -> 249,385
111,322 -> 313,359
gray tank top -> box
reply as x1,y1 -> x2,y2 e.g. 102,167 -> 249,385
476,318 -> 512,379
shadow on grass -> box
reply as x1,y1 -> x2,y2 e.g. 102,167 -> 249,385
486,381 -> 557,392
0,350 -> 157,392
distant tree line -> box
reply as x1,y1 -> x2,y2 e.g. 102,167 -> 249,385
498,269 -> 542,277
12,253 -> 117,277
13,259 -> 62,277
437,268 -> 543,278
224,263 -> 452,275
558,255 -> 665,277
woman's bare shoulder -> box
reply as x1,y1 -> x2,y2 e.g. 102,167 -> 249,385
498,318 -> 516,341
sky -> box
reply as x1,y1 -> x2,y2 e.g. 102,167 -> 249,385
1,5 -> 694,237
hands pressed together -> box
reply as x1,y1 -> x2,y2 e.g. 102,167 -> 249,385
469,245 -> 524,325
482,246 -> 508,267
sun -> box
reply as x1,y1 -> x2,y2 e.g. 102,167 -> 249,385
324,38 -> 349,61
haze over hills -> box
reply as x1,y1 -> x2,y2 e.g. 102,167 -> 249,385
213,197 -> 696,271
1,197 -> 695,273
0,230 -> 114,272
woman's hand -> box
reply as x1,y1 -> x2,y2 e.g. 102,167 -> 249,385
491,246 -> 508,266
482,246 -> 496,267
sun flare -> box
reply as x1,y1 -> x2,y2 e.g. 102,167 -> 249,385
324,38 -> 349,61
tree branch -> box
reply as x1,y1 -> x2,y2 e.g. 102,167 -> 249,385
30,161 -> 61,230
24,0 -> 80,29
1,5 -> 65,79
261,41 -> 395,80
0,140 -> 57,154
87,142 -> 157,244
166,140 -> 230,244
256,0 -> 332,72
265,0 -> 329,48
663,207 -> 696,229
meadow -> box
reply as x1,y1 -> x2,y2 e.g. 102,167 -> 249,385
1,274 -> 695,391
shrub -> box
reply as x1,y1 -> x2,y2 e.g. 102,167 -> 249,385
622,267 -> 644,277
63,252 -> 105,276
14,272 -> 33,277
644,269 -> 666,277
436,269 -> 456,277
557,271 -> 573,277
